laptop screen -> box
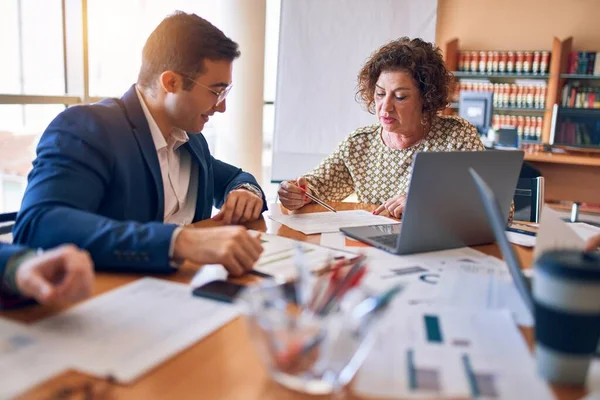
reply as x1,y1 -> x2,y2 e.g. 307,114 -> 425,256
469,168 -> 534,312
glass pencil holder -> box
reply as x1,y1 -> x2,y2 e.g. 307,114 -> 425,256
239,280 -> 390,396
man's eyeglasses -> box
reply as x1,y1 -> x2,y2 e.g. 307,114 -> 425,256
179,73 -> 232,105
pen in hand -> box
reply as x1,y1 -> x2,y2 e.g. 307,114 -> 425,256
298,186 -> 337,213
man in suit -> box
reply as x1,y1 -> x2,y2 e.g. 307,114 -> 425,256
0,243 -> 94,308
14,12 -> 265,275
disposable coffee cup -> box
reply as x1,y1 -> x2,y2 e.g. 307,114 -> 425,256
533,250 -> 600,385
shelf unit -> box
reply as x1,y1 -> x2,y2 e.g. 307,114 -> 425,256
453,72 -> 550,80
558,107 -> 600,116
494,107 -> 545,113
443,37 -> 573,144
560,74 -> 600,80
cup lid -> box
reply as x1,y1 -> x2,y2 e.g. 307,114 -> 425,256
536,250 -> 600,282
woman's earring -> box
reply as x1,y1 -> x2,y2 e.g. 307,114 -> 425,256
421,116 -> 428,126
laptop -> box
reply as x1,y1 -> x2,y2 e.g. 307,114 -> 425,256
340,150 -> 524,255
469,168 -> 534,312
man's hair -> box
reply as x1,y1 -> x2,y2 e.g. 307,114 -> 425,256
137,11 -> 240,90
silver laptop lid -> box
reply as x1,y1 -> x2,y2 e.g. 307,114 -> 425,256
398,150 -> 524,254
469,168 -> 534,312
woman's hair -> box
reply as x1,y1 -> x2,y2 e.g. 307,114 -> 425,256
356,37 -> 453,117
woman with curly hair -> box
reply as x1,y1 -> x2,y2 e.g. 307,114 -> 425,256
278,37 -> 485,218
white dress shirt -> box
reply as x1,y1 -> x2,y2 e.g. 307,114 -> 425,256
135,87 -> 198,225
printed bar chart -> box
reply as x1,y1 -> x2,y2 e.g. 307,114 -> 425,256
462,354 -> 499,398
424,315 -> 444,343
407,349 -> 442,392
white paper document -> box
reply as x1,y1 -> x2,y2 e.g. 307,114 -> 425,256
587,359 -> 600,395
31,278 -> 240,383
506,230 -> 537,247
568,222 -> 600,242
269,210 -> 398,235
534,206 -> 586,259
189,264 -> 229,289
354,307 -> 553,399
0,318 -> 72,399
436,258 -> 534,326
253,233 -> 356,280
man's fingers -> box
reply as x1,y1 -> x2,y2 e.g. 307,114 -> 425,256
224,254 -> 245,277
55,267 -> 89,302
222,196 -> 238,225
239,234 -> 262,263
240,201 -> 255,223
251,200 -> 263,220
233,244 -> 257,271
22,273 -> 55,304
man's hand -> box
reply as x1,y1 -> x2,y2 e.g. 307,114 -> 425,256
15,245 -> 94,305
584,234 -> 600,252
278,177 -> 311,211
373,194 -> 407,218
173,226 -> 263,276
213,189 -> 264,225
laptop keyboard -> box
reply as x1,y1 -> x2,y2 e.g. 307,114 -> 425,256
369,234 -> 399,248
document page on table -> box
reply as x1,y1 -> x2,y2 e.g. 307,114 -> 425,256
435,258 -> 534,327
31,278 -> 240,382
253,232 -> 356,280
354,307 -> 553,399
0,318 -> 72,399
268,210 -> 398,235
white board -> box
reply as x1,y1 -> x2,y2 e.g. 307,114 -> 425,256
271,0 -> 438,181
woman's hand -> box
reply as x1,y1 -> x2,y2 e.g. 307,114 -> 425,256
278,177 -> 312,210
373,194 -> 407,218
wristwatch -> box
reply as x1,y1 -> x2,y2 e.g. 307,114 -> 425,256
235,183 -> 263,198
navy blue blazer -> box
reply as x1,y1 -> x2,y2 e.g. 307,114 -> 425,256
13,85 -> 267,272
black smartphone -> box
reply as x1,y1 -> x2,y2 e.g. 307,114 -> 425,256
192,280 -> 245,303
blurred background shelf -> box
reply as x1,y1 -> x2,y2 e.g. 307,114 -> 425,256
558,107 -> 600,116
495,107 -> 546,112
452,71 -> 550,79
560,74 -> 600,80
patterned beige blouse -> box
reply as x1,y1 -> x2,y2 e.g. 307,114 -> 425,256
303,115 -> 485,204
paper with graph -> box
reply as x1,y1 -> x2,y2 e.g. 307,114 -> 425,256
354,307 -> 553,399
435,257 -> 534,327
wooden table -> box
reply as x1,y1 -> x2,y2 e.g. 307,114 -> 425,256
524,151 -> 600,204
4,203 -> 587,400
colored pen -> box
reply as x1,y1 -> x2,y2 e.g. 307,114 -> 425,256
352,285 -> 404,321
318,259 -> 366,315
